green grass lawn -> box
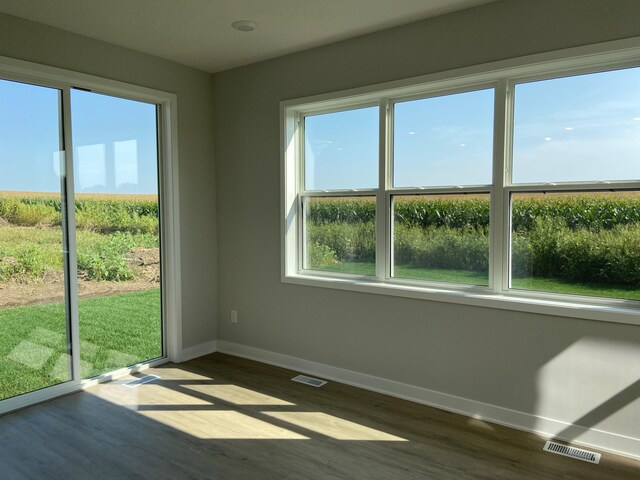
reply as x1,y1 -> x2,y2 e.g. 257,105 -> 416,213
0,288 -> 161,401
510,277 -> 640,300
316,261 -> 640,300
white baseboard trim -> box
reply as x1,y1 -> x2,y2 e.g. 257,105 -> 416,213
216,340 -> 640,460
181,340 -> 218,362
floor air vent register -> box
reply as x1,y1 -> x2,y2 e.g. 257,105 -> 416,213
543,441 -> 601,464
291,375 -> 328,387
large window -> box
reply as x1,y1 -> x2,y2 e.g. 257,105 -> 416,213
282,43 -> 640,321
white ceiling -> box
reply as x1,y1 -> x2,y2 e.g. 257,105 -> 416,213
0,0 -> 497,73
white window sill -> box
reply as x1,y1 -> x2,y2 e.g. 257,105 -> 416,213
282,273 -> 640,326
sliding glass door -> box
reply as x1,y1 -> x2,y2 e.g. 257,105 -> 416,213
71,89 -> 163,379
0,77 -> 164,406
0,79 -> 72,400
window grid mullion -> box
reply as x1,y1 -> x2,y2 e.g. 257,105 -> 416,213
301,190 -> 378,197
387,186 -> 493,195
507,182 -> 640,192
503,80 -> 516,292
495,79 -> 514,293
297,114 -> 306,271
377,99 -> 391,280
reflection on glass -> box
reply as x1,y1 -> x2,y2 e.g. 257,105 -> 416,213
513,66 -> 640,184
71,90 -> 162,379
305,107 -> 378,191
393,89 -> 494,188
0,79 -> 71,400
77,144 -> 107,191
392,194 -> 489,286
304,196 -> 376,276
511,191 -> 640,300
115,140 -> 139,190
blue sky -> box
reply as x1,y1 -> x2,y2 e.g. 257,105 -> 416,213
513,67 -> 640,184
2,66 -> 639,195
0,79 -> 158,195
305,66 -> 640,191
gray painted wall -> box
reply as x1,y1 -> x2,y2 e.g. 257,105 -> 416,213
214,0 -> 640,451
0,12 -> 218,349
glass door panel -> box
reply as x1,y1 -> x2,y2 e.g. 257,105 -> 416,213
70,90 -> 162,378
0,79 -> 71,400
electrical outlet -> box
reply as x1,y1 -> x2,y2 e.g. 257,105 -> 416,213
230,310 -> 238,324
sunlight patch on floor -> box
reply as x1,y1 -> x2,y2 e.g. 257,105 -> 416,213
88,368 -> 406,442
141,410 -> 309,440
184,384 -> 295,406
94,383 -> 212,408
151,367 -> 214,381
263,412 -> 407,441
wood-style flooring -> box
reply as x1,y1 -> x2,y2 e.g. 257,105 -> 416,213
0,353 -> 637,479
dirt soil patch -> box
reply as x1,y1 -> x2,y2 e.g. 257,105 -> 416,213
0,248 -> 160,309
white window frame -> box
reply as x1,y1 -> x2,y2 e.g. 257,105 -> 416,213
281,37 -> 640,326
0,55 -> 182,415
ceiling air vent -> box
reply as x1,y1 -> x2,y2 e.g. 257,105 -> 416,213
543,441 -> 601,464
292,374 -> 327,387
